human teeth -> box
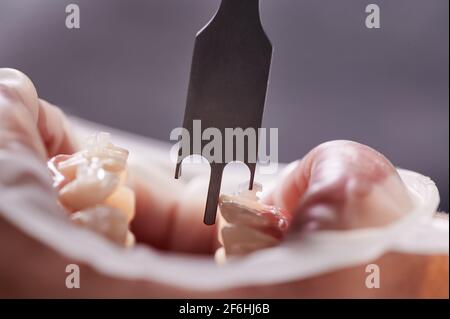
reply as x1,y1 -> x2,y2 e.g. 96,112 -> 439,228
84,132 -> 129,172
216,182 -> 290,263
103,186 -> 135,222
48,132 -> 135,247
219,195 -> 288,238
221,224 -> 279,255
70,205 -> 129,246
59,166 -> 120,211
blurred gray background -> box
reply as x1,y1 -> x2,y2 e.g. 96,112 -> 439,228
0,0 -> 448,211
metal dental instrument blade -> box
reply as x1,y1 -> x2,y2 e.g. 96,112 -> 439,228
175,0 -> 272,225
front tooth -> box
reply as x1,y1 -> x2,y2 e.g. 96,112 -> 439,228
103,186 -> 135,222
219,195 -> 288,239
70,205 -> 129,246
216,182 -> 291,263
59,168 -> 120,211
220,195 -> 273,227
221,224 -> 279,255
